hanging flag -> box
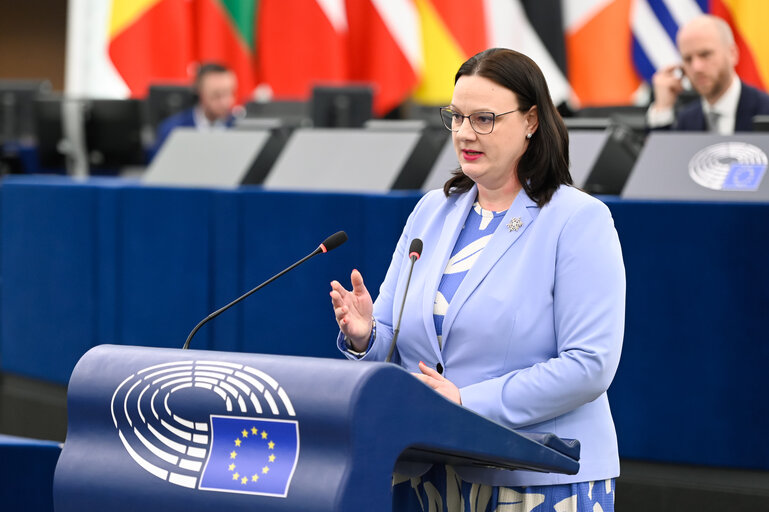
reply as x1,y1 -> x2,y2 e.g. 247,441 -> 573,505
484,0 -> 571,106
565,0 -> 642,107
711,0 -> 769,90
192,0 -> 257,100
256,0 -> 348,100
412,0 -> 488,106
630,0 -> 704,83
108,0 -> 195,95
346,0 -> 422,115
520,0 -> 568,76
108,0 -> 257,101
631,0 -> 768,92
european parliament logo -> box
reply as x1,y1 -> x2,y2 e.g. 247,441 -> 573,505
110,360 -> 300,497
688,142 -> 768,191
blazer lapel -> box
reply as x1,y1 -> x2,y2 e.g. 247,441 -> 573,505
735,83 -> 753,131
440,191 -> 539,348
422,187 -> 477,355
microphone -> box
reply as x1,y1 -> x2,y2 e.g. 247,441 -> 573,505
385,238 -> 423,363
183,231 -> 348,350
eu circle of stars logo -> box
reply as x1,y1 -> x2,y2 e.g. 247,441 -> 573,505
199,416 -> 299,497
229,425 -> 276,486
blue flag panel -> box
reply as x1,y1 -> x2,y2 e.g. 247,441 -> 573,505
199,416 -> 299,497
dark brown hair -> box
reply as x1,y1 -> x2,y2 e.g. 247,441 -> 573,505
194,62 -> 231,91
443,48 -> 571,207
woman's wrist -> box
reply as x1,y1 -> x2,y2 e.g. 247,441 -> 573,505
345,317 -> 376,353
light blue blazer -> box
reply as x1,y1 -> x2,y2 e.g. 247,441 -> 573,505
339,184 -> 625,486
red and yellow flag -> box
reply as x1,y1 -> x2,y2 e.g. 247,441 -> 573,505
413,0 -> 487,106
109,0 -> 256,101
711,0 -> 769,90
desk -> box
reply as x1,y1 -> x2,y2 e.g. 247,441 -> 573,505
0,434 -> 60,512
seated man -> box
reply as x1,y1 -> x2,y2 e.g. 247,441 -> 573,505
648,14 -> 769,134
151,62 -> 238,157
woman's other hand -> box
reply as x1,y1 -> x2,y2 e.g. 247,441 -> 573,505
413,361 -> 462,404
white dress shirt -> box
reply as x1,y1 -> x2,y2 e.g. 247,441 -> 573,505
702,76 -> 741,135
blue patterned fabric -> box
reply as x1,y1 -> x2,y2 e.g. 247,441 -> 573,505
393,465 -> 615,512
433,202 -> 507,343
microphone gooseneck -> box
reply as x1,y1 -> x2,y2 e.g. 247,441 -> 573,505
385,238 -> 423,363
183,231 -> 348,350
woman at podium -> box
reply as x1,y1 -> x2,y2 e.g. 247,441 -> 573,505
330,48 -> 625,512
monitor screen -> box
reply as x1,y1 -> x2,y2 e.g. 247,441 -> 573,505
34,96 -> 67,170
0,80 -> 52,143
244,100 -> 310,127
85,99 -> 145,169
752,115 -> 769,132
146,85 -> 196,132
311,85 -> 373,128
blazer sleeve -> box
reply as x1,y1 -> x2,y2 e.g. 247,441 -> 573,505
336,191 -> 434,361
459,200 -> 626,428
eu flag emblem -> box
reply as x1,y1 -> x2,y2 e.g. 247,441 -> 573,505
199,415 -> 300,497
723,163 -> 766,191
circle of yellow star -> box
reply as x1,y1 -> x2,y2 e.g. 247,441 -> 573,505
234,438 -> 241,447
232,472 -> 240,481
230,450 -> 237,459
261,431 -> 268,439
251,426 -> 258,435
228,463 -> 235,471
241,429 -> 248,438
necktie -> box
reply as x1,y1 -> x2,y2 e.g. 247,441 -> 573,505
706,110 -> 721,133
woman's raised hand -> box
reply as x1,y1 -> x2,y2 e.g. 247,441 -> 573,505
330,269 -> 374,352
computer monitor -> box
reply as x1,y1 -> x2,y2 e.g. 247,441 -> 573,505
84,99 -> 145,169
311,85 -> 373,128
0,79 -> 52,143
34,96 -> 67,170
752,115 -> 769,132
244,100 -> 310,127
403,103 -> 446,128
145,84 -> 196,132
581,119 -> 645,195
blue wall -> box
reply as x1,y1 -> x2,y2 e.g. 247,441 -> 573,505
1,176 -> 768,471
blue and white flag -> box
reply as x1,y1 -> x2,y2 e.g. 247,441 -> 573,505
631,0 -> 707,82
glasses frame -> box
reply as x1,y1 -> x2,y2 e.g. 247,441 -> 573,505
439,107 -> 520,135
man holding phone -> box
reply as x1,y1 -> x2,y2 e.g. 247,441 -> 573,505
647,14 -> 769,134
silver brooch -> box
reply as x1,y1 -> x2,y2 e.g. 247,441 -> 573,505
507,217 -> 523,232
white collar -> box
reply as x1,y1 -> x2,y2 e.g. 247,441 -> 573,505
193,106 -> 229,130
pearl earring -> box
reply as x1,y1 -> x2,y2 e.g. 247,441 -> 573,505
526,133 -> 532,139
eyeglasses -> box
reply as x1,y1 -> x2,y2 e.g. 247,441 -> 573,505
439,107 -> 520,135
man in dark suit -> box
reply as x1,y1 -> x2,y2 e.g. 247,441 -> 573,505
151,63 -> 238,158
648,15 -> 769,134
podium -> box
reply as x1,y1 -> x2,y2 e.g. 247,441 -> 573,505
53,345 -> 579,511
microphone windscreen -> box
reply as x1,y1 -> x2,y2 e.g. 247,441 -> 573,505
320,231 -> 348,253
409,238 -> 423,258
